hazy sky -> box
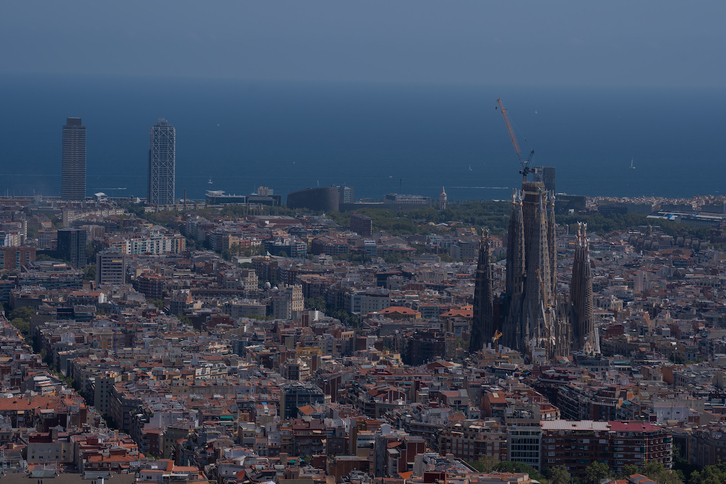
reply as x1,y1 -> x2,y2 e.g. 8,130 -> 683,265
2,1 -> 724,87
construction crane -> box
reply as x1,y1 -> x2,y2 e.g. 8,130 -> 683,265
496,98 -> 535,181
492,330 -> 503,357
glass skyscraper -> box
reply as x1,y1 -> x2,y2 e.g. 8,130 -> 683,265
61,117 -> 86,200
148,118 -> 176,206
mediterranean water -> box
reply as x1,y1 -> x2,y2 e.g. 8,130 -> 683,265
1,74 -> 724,203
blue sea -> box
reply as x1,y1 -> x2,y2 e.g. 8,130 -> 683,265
0,74 -> 724,202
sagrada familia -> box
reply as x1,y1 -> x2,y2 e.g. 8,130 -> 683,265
469,180 -> 599,359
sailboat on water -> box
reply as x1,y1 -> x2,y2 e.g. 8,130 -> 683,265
629,158 -> 636,170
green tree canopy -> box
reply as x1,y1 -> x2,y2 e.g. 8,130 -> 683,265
621,464 -> 640,479
584,461 -> 611,484
470,455 -> 499,473
549,466 -> 571,484
643,461 -> 683,484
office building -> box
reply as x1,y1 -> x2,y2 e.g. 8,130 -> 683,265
0,247 -> 36,271
349,212 -> 373,237
148,119 -> 176,206
280,383 -> 325,420
533,166 -> 556,193
61,117 -> 86,200
540,420 -> 671,477
338,186 -> 354,204
272,284 -> 304,320
287,187 -> 339,212
57,228 -> 87,269
96,250 -> 127,286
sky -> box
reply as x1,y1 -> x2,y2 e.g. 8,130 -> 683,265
2,0 -> 725,88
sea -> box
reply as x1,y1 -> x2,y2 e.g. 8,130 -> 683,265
0,74 -> 724,203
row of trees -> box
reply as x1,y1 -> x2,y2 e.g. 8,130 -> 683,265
327,201 -> 513,237
557,212 -> 711,240
124,198 -> 713,241
471,458 -> 685,484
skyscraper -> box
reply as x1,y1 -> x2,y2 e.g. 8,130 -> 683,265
61,117 -> 86,200
148,118 -> 176,206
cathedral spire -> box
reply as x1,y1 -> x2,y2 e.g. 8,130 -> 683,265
470,228 -> 495,354
570,222 -> 595,353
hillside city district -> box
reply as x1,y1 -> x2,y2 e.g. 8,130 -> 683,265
3,183 -> 726,484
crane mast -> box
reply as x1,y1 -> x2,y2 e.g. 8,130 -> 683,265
496,98 -> 535,181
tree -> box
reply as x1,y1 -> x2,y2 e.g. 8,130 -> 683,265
584,461 -> 610,484
493,462 -> 545,482
178,315 -> 193,329
643,461 -> 683,484
230,243 -> 240,257
688,466 -> 724,484
148,299 -> 165,310
470,455 -> 499,473
86,242 -> 96,263
305,297 -> 326,311
83,264 -> 96,281
621,464 -> 640,478
549,466 -> 572,484
9,306 -> 34,322
11,318 -> 29,334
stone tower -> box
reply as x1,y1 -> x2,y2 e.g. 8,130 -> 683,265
469,231 -> 494,354
439,187 -> 447,210
501,181 -> 568,358
570,223 -> 597,353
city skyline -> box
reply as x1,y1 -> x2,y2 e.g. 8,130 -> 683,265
0,2 -> 723,481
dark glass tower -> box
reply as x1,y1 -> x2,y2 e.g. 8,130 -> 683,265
57,228 -> 87,269
148,119 -> 176,206
61,117 -> 86,200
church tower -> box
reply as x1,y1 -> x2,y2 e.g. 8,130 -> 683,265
469,231 -> 495,354
439,187 -> 447,210
570,223 -> 597,353
501,181 -> 565,358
